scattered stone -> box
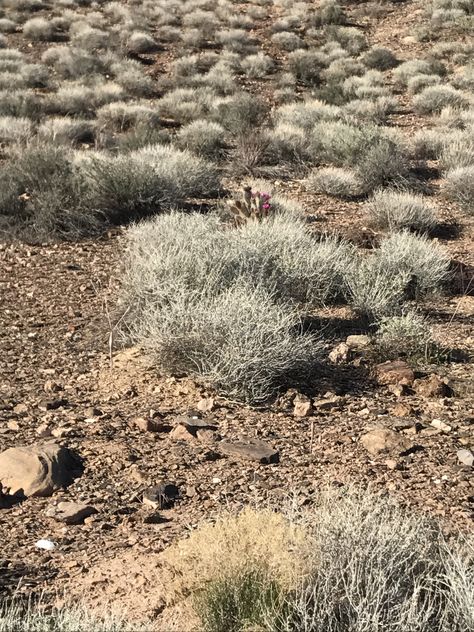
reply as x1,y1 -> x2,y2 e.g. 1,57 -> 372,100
314,395 -> 344,411
457,449 -> 474,467
196,428 -> 217,443
13,403 -> 28,415
47,501 -> 97,525
0,443 -> 80,498
43,380 -> 62,393
387,383 -> 409,397
431,419 -> 452,433
385,459 -> 398,470
38,398 -> 68,412
196,398 -> 215,413
35,539 -> 56,551
413,375 -> 452,398
132,416 -> 170,433
375,361 -> 415,387
293,394 -> 312,417
171,413 -> 217,441
390,403 -> 413,417
219,439 -> 279,464
36,423 -> 52,438
360,428 -> 412,457
346,335 -> 371,349
6,420 -> 19,431
143,482 -> 179,509
328,342 -> 350,364
52,426 -> 73,438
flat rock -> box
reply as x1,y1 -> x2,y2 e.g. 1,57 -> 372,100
132,416 -> 170,433
346,335 -> 371,349
47,501 -> 97,525
0,443 -> 80,498
328,342 -> 350,364
219,439 -> 279,464
360,428 -> 412,457
171,413 -> 217,440
375,361 -> 415,387
457,449 -> 474,467
196,398 -> 215,412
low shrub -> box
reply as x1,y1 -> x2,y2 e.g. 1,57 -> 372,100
444,166 -> 474,214
241,52 -> 274,78
377,230 -> 451,297
308,167 -> 364,199
271,31 -> 305,51
37,117 -> 96,145
393,58 -> 446,87
127,31 -> 158,54
22,17 -> 54,41
0,116 -> 33,143
362,46 -> 398,70
407,73 -> 442,94
375,311 -> 434,360
413,85 -> 470,114
366,189 -> 437,232
175,119 -> 226,157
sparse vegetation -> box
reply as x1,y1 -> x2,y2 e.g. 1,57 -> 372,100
366,189 -> 437,232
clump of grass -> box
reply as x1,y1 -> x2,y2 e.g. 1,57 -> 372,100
168,489 -> 474,632
176,119 -> 226,158
241,52 -> 274,78
362,46 -> 398,70
413,85 -> 470,114
308,167 -> 364,199
444,166 -> 474,214
22,17 -> 55,41
374,311 -> 435,361
393,58 -> 446,87
0,116 -> 32,144
37,117 -> 96,146
127,31 -> 158,53
366,189 -> 437,232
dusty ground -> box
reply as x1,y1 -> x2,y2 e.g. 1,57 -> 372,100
0,0 -> 473,626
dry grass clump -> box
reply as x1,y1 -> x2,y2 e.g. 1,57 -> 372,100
0,18 -> 17,33
366,189 -> 437,232
241,52 -> 274,78
375,311 -> 434,360
175,119 -> 226,157
47,83 -> 125,116
37,117 -> 96,145
362,46 -> 398,70
0,90 -> 43,119
96,101 -> 161,132
407,73 -> 442,94
22,17 -> 55,41
0,116 -> 32,144
413,85 -> 470,114
127,31 -> 158,53
119,207 -> 356,400
440,132 -> 474,169
444,166 -> 474,214
271,31 -> 305,51
393,58 -> 446,87
167,489 -> 474,632
0,599 -> 140,632
308,167 -> 364,199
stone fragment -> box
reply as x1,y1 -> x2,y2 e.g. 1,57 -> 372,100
314,395 -> 344,411
360,428 -> 412,457
346,335 -> 371,349
196,398 -> 215,412
328,342 -> 350,364
133,416 -> 170,433
219,439 -> 279,464
413,375 -> 452,398
7,420 -> 19,431
13,403 -> 28,415
171,413 -> 217,440
36,423 -> 52,438
196,428 -> 217,443
457,449 -> 474,467
47,501 -> 97,525
430,419 -> 451,433
0,443 -> 80,498
293,394 -> 312,417
390,403 -> 413,417
375,361 -> 415,387
143,482 -> 179,509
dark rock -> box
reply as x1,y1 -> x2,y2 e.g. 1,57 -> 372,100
219,439 -> 279,464
143,482 -> 179,509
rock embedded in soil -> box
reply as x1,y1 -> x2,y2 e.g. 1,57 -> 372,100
46,501 -> 97,525
346,335 -> 371,349
457,449 -> 474,467
375,360 -> 415,387
132,416 -> 170,433
293,394 -> 312,417
219,438 -> 279,464
360,428 -> 413,457
328,342 -> 351,364
0,443 -> 81,498
414,374 -> 452,398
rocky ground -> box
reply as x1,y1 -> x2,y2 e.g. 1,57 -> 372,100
0,224 -> 473,621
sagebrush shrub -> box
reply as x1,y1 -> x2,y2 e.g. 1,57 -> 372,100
308,167 -> 364,199
393,58 -> 446,87
413,85 -> 470,114
377,231 -> 451,297
176,119 -> 226,157
362,46 -> 398,70
375,311 -> 434,360
127,31 -> 158,53
38,117 -> 96,145
22,17 -> 54,41
241,52 -> 274,78
444,166 -> 474,214
367,189 -> 437,232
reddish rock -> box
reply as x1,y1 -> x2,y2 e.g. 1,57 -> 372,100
413,374 -> 452,398
375,361 -> 415,387
360,428 -> 412,457
219,439 -> 279,464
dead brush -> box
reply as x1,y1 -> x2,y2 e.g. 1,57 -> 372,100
227,186 -> 272,226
